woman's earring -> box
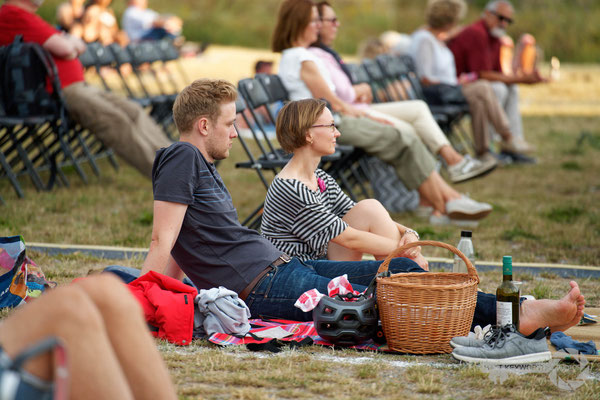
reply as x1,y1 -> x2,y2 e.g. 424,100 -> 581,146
307,137 -> 313,145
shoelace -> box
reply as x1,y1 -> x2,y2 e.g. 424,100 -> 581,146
482,324 -> 517,349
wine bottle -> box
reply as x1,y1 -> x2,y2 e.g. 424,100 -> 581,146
496,256 -> 520,329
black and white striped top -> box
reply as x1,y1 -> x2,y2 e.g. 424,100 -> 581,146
261,169 -> 356,261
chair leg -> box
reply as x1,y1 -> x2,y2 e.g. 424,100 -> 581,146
0,147 -> 25,198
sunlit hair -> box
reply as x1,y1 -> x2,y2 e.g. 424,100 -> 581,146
272,0 -> 316,52
485,0 -> 513,13
172,79 -> 237,135
276,99 -> 327,153
426,0 -> 467,29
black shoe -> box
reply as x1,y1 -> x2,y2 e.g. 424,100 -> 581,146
499,150 -> 537,164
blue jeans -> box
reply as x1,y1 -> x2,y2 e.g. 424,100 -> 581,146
245,257 -> 496,328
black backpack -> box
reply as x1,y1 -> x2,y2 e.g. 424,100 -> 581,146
0,35 -> 64,118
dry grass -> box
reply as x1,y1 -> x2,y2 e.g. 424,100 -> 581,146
1,46 -> 600,399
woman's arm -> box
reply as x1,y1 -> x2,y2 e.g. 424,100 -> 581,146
331,226 -> 400,259
300,60 -> 366,118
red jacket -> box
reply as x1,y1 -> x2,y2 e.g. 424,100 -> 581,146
128,271 -> 197,345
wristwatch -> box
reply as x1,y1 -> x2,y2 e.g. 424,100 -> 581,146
403,229 -> 420,240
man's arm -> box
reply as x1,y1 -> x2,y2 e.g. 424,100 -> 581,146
43,32 -> 86,60
141,200 -> 188,276
478,70 -> 544,84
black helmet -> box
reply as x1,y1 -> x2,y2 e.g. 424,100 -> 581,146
313,292 -> 378,346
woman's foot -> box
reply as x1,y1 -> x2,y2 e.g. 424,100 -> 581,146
519,281 -> 585,335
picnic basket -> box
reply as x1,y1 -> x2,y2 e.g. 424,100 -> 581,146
376,240 -> 479,354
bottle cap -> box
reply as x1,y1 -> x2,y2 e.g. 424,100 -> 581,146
461,230 -> 472,238
502,256 -> 513,275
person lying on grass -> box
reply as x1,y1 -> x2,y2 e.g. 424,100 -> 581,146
141,78 -> 585,336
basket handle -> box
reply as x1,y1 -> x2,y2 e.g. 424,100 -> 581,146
376,240 -> 479,283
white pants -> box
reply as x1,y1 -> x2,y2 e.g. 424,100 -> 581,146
365,99 -> 450,155
490,82 -> 524,141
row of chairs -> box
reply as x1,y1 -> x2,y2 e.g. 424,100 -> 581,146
233,74 -> 372,229
79,39 -> 189,140
0,39 -> 118,203
346,53 -> 474,153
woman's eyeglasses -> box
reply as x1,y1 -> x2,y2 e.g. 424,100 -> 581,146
311,123 -> 336,132
321,17 -> 338,24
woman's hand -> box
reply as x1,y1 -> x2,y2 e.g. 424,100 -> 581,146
398,230 -> 420,258
412,253 -> 429,271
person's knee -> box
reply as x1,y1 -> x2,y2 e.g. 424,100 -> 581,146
73,274 -> 142,317
47,286 -> 106,336
355,198 -> 386,216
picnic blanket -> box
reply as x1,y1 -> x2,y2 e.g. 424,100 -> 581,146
209,318 -> 390,352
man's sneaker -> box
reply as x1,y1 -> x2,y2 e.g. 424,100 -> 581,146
446,195 -> 493,220
447,155 -> 497,184
452,325 -> 552,365
501,138 -> 536,154
414,205 -> 433,218
450,325 -> 493,348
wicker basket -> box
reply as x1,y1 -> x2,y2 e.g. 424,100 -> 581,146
376,240 -> 479,354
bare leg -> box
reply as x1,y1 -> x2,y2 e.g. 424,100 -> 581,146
328,199 -> 400,261
74,275 -> 177,400
418,171 -> 462,215
519,281 -> 585,336
0,283 -> 135,400
438,145 -> 463,166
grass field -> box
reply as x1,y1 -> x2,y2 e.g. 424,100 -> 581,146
1,46 -> 600,399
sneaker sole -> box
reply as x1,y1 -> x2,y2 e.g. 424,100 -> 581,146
449,162 -> 498,184
447,208 -> 492,220
451,351 -> 552,365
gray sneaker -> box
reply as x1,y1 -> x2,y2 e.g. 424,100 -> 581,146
447,154 -> 497,184
452,325 -> 551,365
450,325 -> 497,348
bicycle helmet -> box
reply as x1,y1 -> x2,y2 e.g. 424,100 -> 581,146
312,292 -> 378,346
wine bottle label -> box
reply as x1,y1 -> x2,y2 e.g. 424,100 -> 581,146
496,301 -> 513,326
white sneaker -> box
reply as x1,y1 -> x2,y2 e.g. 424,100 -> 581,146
414,205 -> 433,218
446,195 -> 492,220
447,155 -> 497,184
429,214 -> 479,227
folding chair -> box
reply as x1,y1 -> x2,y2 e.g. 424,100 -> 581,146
257,74 -> 375,200
126,41 -> 178,139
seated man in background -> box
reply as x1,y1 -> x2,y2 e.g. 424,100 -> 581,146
448,0 -> 544,155
122,0 -> 183,43
0,0 -> 172,179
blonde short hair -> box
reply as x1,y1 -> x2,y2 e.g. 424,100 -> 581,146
172,79 -> 237,135
276,99 -> 327,153
426,0 -> 467,29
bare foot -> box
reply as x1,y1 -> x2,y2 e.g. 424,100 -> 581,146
519,281 -> 585,336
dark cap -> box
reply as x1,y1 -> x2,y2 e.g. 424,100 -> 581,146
460,230 -> 472,237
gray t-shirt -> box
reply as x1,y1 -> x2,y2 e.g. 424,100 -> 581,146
152,142 -> 282,293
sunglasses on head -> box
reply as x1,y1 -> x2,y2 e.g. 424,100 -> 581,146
491,11 -> 513,25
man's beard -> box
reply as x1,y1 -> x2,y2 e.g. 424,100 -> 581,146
490,27 -> 506,38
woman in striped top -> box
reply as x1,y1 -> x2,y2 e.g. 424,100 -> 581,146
261,99 -> 428,270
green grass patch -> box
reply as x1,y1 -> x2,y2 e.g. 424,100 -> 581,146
545,206 -> 585,223
561,161 -> 582,170
501,227 -> 541,241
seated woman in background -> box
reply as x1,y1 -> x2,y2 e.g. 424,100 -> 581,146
409,0 -> 532,159
81,0 -> 129,45
271,0 -> 493,226
261,98 -> 428,269
56,0 -> 85,38
311,1 -> 496,184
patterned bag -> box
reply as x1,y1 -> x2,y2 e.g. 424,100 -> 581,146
0,236 -> 55,308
